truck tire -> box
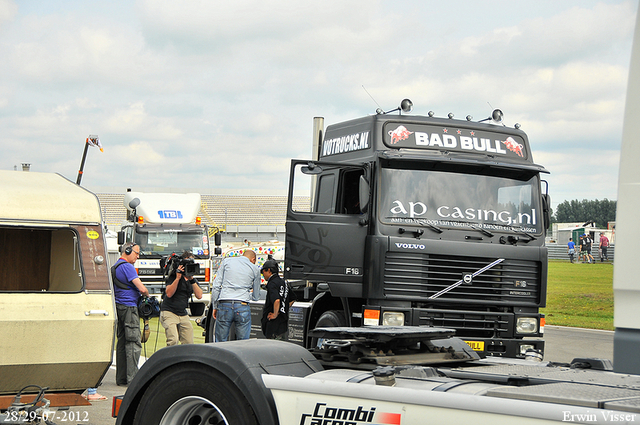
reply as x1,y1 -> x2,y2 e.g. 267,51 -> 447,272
204,312 -> 238,342
312,310 -> 347,348
317,310 -> 347,328
132,363 -> 258,425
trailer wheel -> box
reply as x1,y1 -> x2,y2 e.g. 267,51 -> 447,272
312,310 -> 347,348
132,363 -> 258,425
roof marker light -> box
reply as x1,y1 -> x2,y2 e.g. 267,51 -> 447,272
400,98 -> 413,114
383,99 -> 414,115
466,115 -> 473,121
492,109 -> 504,123
448,113 -> 454,119
428,111 -> 435,117
479,108 -> 505,126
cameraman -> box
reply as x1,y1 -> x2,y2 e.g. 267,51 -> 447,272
160,251 -> 203,345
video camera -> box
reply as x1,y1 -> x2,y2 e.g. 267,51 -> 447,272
138,296 -> 161,319
160,252 -> 201,277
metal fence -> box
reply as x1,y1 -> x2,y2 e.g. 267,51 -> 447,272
547,243 -> 614,262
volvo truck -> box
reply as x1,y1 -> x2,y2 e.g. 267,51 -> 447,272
284,103 -> 550,358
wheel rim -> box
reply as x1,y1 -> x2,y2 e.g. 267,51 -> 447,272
159,395 -> 229,425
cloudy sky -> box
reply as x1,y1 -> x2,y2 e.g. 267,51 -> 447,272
0,0 -> 637,210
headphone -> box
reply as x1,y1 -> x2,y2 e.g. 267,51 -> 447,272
123,243 -> 136,255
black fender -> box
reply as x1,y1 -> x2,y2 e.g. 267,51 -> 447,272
115,339 -> 322,425
308,292 -> 350,328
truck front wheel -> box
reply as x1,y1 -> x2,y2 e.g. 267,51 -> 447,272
132,363 -> 258,425
311,310 -> 347,348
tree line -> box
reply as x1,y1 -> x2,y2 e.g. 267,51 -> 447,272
551,199 -> 616,229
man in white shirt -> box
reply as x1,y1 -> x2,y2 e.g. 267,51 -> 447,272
211,250 -> 261,341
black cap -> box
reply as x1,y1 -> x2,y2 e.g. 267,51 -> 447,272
261,259 -> 279,273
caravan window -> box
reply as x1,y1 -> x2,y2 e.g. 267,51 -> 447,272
0,227 -> 83,292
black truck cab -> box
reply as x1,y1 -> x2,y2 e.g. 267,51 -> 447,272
285,106 -> 550,358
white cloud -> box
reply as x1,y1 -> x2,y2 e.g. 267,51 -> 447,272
0,0 -> 636,204
0,0 -> 17,28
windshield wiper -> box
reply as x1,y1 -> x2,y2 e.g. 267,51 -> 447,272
510,227 -> 536,241
469,225 -> 494,238
388,217 -> 444,234
414,219 -> 443,234
500,227 -> 537,244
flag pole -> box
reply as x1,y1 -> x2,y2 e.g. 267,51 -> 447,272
76,135 -> 102,186
76,139 -> 90,185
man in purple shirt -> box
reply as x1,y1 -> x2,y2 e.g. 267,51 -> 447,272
113,242 -> 149,386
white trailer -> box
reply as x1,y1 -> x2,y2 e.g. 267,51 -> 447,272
0,171 -> 115,408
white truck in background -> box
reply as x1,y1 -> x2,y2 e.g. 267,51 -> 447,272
117,191 -> 217,315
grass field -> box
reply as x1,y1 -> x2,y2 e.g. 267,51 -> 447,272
542,260 -> 614,331
139,318 -> 206,358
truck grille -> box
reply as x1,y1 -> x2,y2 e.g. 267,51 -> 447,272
417,308 -> 513,338
383,252 -> 541,305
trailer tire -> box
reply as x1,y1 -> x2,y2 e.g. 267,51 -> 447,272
312,310 -> 347,348
132,363 -> 258,425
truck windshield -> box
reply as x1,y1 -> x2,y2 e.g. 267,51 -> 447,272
380,167 -> 542,234
135,230 -> 210,258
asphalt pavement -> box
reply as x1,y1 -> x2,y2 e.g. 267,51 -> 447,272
56,361 -> 123,425
543,325 -> 614,363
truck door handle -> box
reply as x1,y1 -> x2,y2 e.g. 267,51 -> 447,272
287,265 -> 305,272
85,310 -> 110,316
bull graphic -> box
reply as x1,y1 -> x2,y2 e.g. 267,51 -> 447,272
502,136 -> 524,157
388,125 -> 413,144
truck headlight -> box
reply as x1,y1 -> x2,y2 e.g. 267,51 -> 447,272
516,317 -> 538,334
382,312 -> 405,326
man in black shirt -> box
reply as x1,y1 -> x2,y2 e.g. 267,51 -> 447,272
584,234 -> 595,264
260,259 -> 294,340
160,251 -> 203,345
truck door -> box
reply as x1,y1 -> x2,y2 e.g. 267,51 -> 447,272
285,160 -> 369,298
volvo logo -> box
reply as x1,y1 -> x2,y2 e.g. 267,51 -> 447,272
463,273 -> 473,285
395,243 -> 425,250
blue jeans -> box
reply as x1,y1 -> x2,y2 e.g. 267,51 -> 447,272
214,302 -> 252,342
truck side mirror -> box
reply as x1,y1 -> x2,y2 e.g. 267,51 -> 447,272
117,231 -> 125,245
359,175 -> 370,214
128,198 -> 141,209
301,162 -> 323,175
542,194 -> 551,234
214,232 -> 222,246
